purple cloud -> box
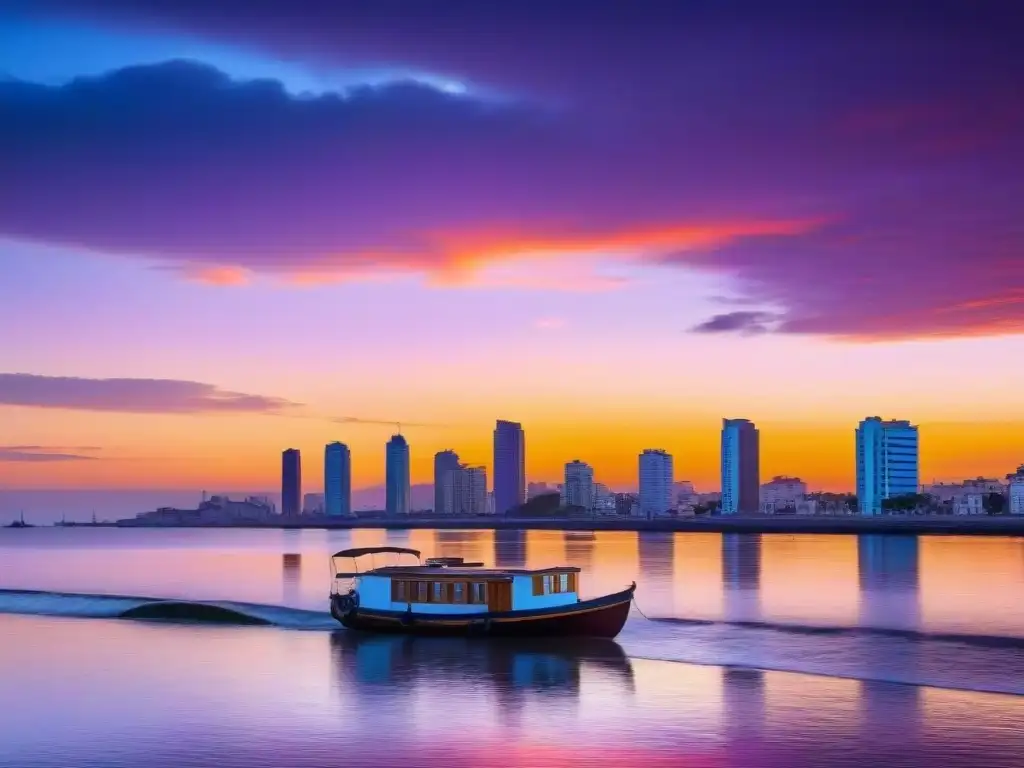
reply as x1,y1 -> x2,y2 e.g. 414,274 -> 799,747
0,373 -> 300,414
691,312 -> 780,336
1,2 -> 1023,339
0,446 -> 99,462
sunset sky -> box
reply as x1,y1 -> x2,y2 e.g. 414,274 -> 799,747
1,1 -> 1023,497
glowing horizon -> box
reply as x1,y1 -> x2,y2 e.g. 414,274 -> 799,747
1,3 -> 1022,494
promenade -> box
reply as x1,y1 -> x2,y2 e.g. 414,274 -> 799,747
114,514 -> 1024,536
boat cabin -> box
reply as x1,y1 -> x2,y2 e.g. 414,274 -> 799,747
331,546 -> 582,614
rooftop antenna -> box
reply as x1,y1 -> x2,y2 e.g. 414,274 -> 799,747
397,421 -> 402,436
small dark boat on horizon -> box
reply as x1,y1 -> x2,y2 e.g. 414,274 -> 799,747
5,513 -> 33,529
329,546 -> 635,638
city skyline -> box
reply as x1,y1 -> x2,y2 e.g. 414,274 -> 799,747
1,3 -> 1023,496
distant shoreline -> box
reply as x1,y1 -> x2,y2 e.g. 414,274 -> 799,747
55,515 -> 1024,536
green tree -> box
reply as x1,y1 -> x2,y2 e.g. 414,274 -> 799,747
983,492 -> 1007,515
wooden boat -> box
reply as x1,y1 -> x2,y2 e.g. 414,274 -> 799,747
329,546 -> 635,638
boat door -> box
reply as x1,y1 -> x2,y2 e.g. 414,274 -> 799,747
487,580 -> 512,612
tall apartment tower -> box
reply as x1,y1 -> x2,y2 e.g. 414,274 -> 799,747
385,434 -> 411,515
721,419 -> 760,515
324,442 -> 352,517
443,464 -> 488,515
856,417 -> 919,515
639,449 -> 674,516
562,460 -> 595,511
281,448 -> 301,517
493,420 -> 526,515
433,450 -> 461,514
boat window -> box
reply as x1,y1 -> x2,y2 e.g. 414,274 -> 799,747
532,575 -> 544,596
392,580 -> 409,602
416,582 -> 429,602
470,582 -> 487,604
543,574 -> 553,593
453,582 -> 466,603
432,582 -> 445,602
559,573 -> 569,592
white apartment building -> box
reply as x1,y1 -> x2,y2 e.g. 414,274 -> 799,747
953,493 -> 985,516
639,449 -> 674,516
562,460 -> 595,510
593,483 -> 617,516
759,476 -> 808,514
922,478 -> 1005,502
1009,466 -> 1024,516
443,465 -> 488,515
856,417 -> 919,516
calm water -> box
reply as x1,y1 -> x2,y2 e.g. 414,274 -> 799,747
2,528 -> 1024,767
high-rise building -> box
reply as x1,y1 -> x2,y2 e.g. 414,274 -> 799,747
1008,466 -> 1024,516
856,417 -> 919,516
324,442 -> 352,517
302,492 -> 325,515
562,460 -> 595,510
385,434 -> 410,515
639,449 -> 674,516
493,420 -> 526,515
721,419 -> 760,515
281,448 -> 301,517
433,449 -> 461,514
443,464 -> 488,515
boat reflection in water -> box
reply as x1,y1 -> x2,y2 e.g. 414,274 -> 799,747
330,631 -> 634,697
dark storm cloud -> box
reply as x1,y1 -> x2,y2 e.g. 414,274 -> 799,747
1,1 -> 1023,339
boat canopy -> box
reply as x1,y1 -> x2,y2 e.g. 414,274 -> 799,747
332,546 -> 421,560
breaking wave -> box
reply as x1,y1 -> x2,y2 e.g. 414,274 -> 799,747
645,615 -> 1024,650
0,588 -> 336,630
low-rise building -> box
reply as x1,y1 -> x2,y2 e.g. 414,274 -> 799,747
527,482 -> 553,499
923,477 -> 1005,502
614,493 -> 638,517
953,492 -> 986,516
126,495 -> 275,526
593,483 -> 617,516
760,476 -> 808,514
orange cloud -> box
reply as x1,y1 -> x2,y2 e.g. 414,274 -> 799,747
182,264 -> 250,286
431,218 -> 818,275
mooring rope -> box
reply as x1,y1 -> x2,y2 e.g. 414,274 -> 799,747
631,595 -> 654,621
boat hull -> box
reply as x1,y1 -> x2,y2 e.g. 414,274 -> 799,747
331,585 -> 634,639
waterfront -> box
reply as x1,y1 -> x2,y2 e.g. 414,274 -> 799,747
3,528 -> 1024,767
111,513 -> 1024,536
